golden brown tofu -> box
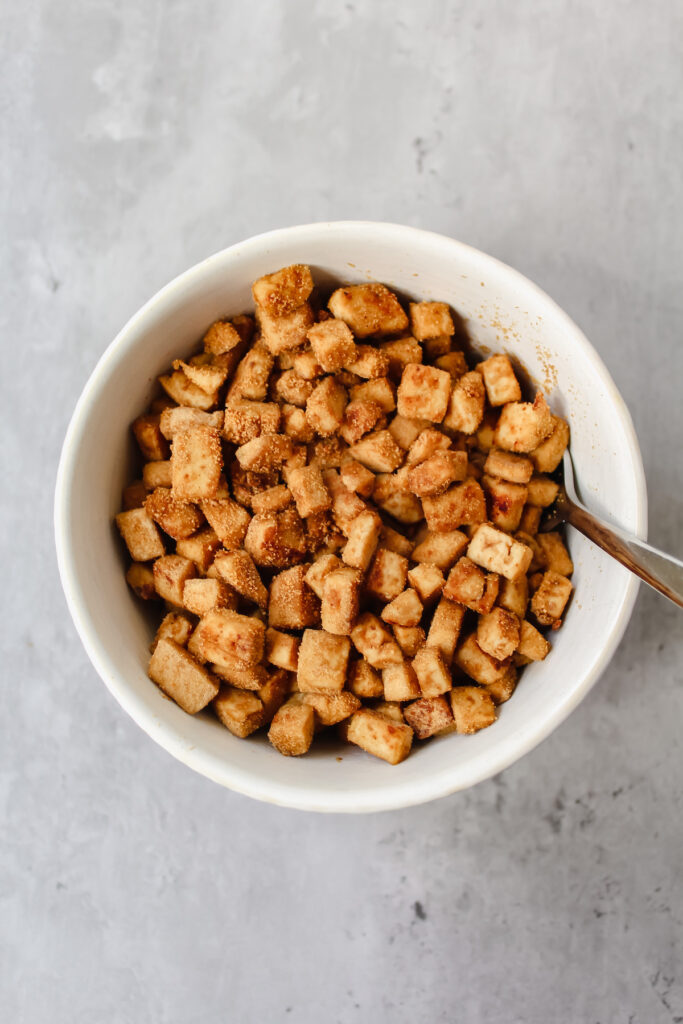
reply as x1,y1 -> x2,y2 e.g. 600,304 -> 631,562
175,526 -> 222,572
348,430 -> 404,473
351,613 -> 403,669
450,686 -> 497,734
183,577 -> 236,617
305,377 -> 348,437
256,303 -> 314,356
454,633 -> 508,685
435,350 -> 467,379
347,659 -> 384,698
519,504 -> 542,534
159,406 -> 224,440
407,562 -> 445,603
116,508 -> 166,562
287,465 -> 332,518
191,609 -> 265,667
412,646 -> 452,698
485,665 -> 518,705
251,485 -> 293,515
304,552 -> 343,599
381,588 -> 423,627
340,399 -> 384,445
227,342 -> 274,400
379,336 -> 423,379
203,319 -> 243,355
268,564 -> 321,629
392,625 -> 427,657
153,554 -> 197,605
443,371 -> 486,433
467,524 -> 533,580
144,487 -> 204,541
132,414 -> 169,461
223,401 -> 281,445
126,562 -> 157,600
321,566 -> 362,635
371,475 -> 423,524
171,426 -> 223,501
213,550 -> 268,609
382,661 -> 421,701
396,364 -> 452,423
346,346 -> 393,381
151,611 -> 194,652
526,475 -> 560,508
345,708 -> 413,764
148,638 -> 219,714
214,686 -> 265,738
406,428 -> 452,465
409,301 -> 454,340
407,450 -> 468,497
494,393 -> 553,453
281,403 -> 315,442
302,691 -> 361,726
122,479 -> 148,511
339,458 -> 375,501
484,449 -> 533,484
478,354 -> 522,406
173,357 -> 228,395
366,547 -> 409,602
380,524 -> 415,558
307,318 -> 356,372
159,370 -> 218,410
341,509 -> 382,571
297,629 -> 351,692
257,668 -> 291,723
272,369 -> 314,408
476,607 -> 520,661
209,658 -> 268,692
443,556 -> 499,614
404,695 -> 454,738
268,700 -> 316,756
536,532 -> 574,576
422,479 -> 487,533
328,283 -> 409,337
530,571 -> 573,626
388,414 -> 430,450
482,474 -> 528,532
142,460 -> 173,491
497,574 -> 529,618
252,264 -> 313,317
265,628 -> 300,672
235,433 -> 293,473
530,415 -> 569,473
244,509 -> 307,568
200,495 -> 251,547
411,530 -> 469,570
516,619 -> 551,661
426,597 -> 465,662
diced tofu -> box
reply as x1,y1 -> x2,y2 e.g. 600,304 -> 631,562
287,465 -> 331,517
347,660 -> 384,698
256,303 -> 314,355
235,433 -> 293,473
132,414 -> 169,461
381,588 -> 423,627
142,461 -> 173,491
485,665 -> 518,705
380,524 -> 415,558
148,639 -> 219,713
244,509 -> 307,568
175,526 -> 221,572
305,377 -> 348,436
213,550 -> 268,608
340,399 -> 384,445
272,369 -> 314,408
435,351 -> 467,379
250,485 -> 292,516
350,613 -> 403,668
372,475 -> 423,524
345,708 -> 414,764
517,619 -> 551,661
382,661 -> 421,701
530,571 -> 573,625
159,370 -> 218,410
519,504 -> 542,534
392,625 -> 426,657
210,658 -> 267,692
443,557 -> 499,614
454,633 -> 508,685
409,301 -> 454,340
537,532 -> 574,576
203,319 -> 243,355
467,524 -> 533,580
396,364 -> 452,423
307,319 -> 356,372
340,457 -> 375,498
304,552 -> 343,599
269,564 -> 321,628
252,263 -> 313,317
426,598 -> 465,662
344,344 -> 390,380
308,436 -> 348,471
526,475 -> 560,508
411,530 -> 469,570
379,336 -> 423,379
302,691 -> 361,726
183,577 -> 236,617
171,426 -> 223,501
531,416 -> 570,473
406,428 -> 452,465
407,451 -> 468,497
151,611 -> 194,653
349,376 -> 396,411
484,449 -> 533,484
482,475 -> 528,532
122,479 -> 147,510
366,548 -> 408,601
372,701 -> 406,724
281,403 -> 315,442
191,609 -> 265,667
265,628 -> 300,672
493,393 -> 553,452
214,686 -> 264,738
348,430 -> 404,473
422,479 -> 487,533
159,406 -> 224,440
328,283 -> 408,337
412,646 -> 452,698
173,358 -> 228,395
268,700 -> 316,755
153,554 -> 197,605
497,575 -> 529,618
342,509 -> 381,570
407,562 -> 445,603
126,562 -> 157,600
144,487 -> 204,541
479,354 -> 522,406
227,342 -> 274,400
443,371 -> 486,433
404,696 -> 454,739
257,668 -> 291,723
223,401 -> 281,444
200,496 -> 251,546
388,414 -> 429,450
450,686 -> 497,734
297,629 -> 351,692
425,335 -> 453,360
477,607 -> 520,660
321,566 -> 362,634
116,508 -> 165,562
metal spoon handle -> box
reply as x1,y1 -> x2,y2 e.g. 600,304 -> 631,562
563,499 -> 683,608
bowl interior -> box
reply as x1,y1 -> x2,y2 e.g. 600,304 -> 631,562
56,223 -> 645,811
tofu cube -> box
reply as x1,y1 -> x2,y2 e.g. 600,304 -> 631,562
281,403 -> 315,442
265,628 -> 300,672
122,479 -> 147,510
153,554 -> 197,605
183,578 -> 236,617
379,336 -> 423,379
530,571 -> 573,625
341,509 -> 381,570
366,548 -> 409,602
485,665 -> 518,705
203,319 -> 243,355
406,428 -> 452,465
328,283 -> 409,337
175,526 -> 222,572
142,460 -> 173,490
252,263 -> 313,317
256,303 -> 314,355
272,369 -> 314,408
426,598 -> 465,662
287,465 -> 331,517
345,708 -> 413,764
519,504 -> 542,534
125,562 -> 157,600
389,414 -> 430,450
350,613 -> 403,668
412,646 -> 452,697
407,562 -> 445,603
340,399 -> 384,445
482,474 -> 528,531
244,509 -> 307,568
493,393 -> 554,452
443,557 -> 499,614
443,371 -> 486,433
484,449 -> 533,484
213,686 -> 265,738
159,370 -> 218,410
257,668 -> 291,723
435,350 -> 468,379
526,475 -> 560,508
467,524 -> 533,580
347,660 -> 384,698
268,700 -> 316,755
479,354 -> 522,406
382,661 -> 421,701
409,301 -> 454,340
302,691 -> 361,726
348,430 -> 404,473
269,564 -> 321,628
173,357 -> 228,395
340,458 -> 375,498
200,496 -> 251,547
422,479 -> 487,533
213,550 -> 268,609
536,532 -> 573,576
404,696 -> 454,739
116,508 -> 165,562
209,658 -> 268,692
454,633 -> 508,685
531,416 -> 570,473
228,342 -> 274,400
497,574 -> 529,618
407,451 -> 468,497
371,476 -> 423,524
392,625 -> 427,657
293,348 -> 324,381
132,414 -> 169,461
321,567 -> 362,634
380,524 -> 415,558
305,377 -> 348,437
517,619 -> 551,662
235,433 -> 293,473
251,485 -> 293,516
380,588 -> 423,627
223,401 -> 281,444
297,629 -> 350,692
171,426 -> 223,501
148,639 -> 219,714
144,487 -> 204,541
411,530 -> 469,570
191,609 -> 265,667
159,406 -> 223,440
450,686 -> 497,734
477,607 -> 520,661
396,364 -> 452,423
151,611 -> 194,652
304,552 -> 343,599
307,319 -> 357,372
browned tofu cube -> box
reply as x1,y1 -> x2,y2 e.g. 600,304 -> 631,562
443,371 -> 486,433
435,350 -> 468,379
526,475 -> 560,508
126,562 -> 157,600
381,588 -> 423,627
213,686 -> 265,738
142,460 -> 173,491
144,487 -> 204,541
116,508 -> 166,562
379,336 -> 423,379
407,563 -> 445,604
122,479 -> 147,510
477,607 -> 520,661
423,334 -> 452,360
132,414 -> 169,461
171,426 -> 223,501
268,564 -> 320,628
191,609 -> 265,667
347,659 -> 384,698
450,685 -> 497,734
412,646 -> 452,697
160,370 -> 219,410
484,449 -> 533,484
200,496 -> 251,547
443,557 -> 499,614
467,524 -> 533,580
345,708 -> 413,764
330,485 -> 369,536
183,577 -> 236,617
531,415 -> 570,473
213,550 -> 268,609
151,611 -> 194,652
454,633 -> 508,685
223,401 -> 281,444
148,638 -> 219,713
350,613 -> 403,668
321,567 -> 362,634
235,434 -> 292,473
306,318 -> 356,372
302,691 -> 361,726
293,349 -> 323,381
244,509 -> 307,568
380,524 -> 415,558
256,303 -> 314,356
265,628 -> 300,672
407,450 -> 468,497
406,428 -> 452,465
227,342 -> 274,400
426,598 -> 465,662
153,554 -> 197,605
485,665 -> 518,705
342,509 -> 381,571
348,430 -> 404,473
305,377 -> 348,437
388,414 -> 429,450
287,465 -> 331,518
281,403 -> 315,442
268,700 -> 316,755
516,619 -> 551,661
251,485 -> 293,515
396,364 -> 452,423
423,479 -> 487,533
519,504 -> 542,534
348,376 -> 395,410
252,263 -> 313,317
371,475 -> 423,524
536,532 -> 574,576
297,629 -> 351,692
173,357 -> 228,395
530,570 -> 573,625
328,283 -> 408,337
494,393 -> 554,452
210,657 -> 267,692
203,319 -> 243,355
272,369 -> 314,408
366,548 -> 409,601
382,661 -> 421,701
339,457 -> 375,498
257,668 -> 291,723
479,354 -> 522,406
159,406 -> 224,440
339,399 -> 384,445
482,474 -> 528,532
409,301 -> 454,340
175,526 -> 222,572
497,574 -> 529,618
392,625 -> 426,657
411,530 -> 469,570
304,552 -> 343,599
404,695 -> 454,738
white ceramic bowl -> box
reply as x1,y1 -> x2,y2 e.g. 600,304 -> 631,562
55,222 -> 647,812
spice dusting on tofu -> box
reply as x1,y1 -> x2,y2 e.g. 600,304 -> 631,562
117,266 -> 573,764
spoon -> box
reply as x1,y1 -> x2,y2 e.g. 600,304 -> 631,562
540,450 -> 683,608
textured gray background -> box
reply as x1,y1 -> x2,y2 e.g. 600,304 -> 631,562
2,1 -> 682,1021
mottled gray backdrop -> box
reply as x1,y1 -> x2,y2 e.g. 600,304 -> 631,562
2,1 -> 682,1021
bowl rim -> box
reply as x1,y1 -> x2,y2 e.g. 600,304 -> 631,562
54,221 -> 648,813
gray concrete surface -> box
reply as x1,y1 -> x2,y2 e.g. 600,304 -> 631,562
2,1 -> 682,1021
